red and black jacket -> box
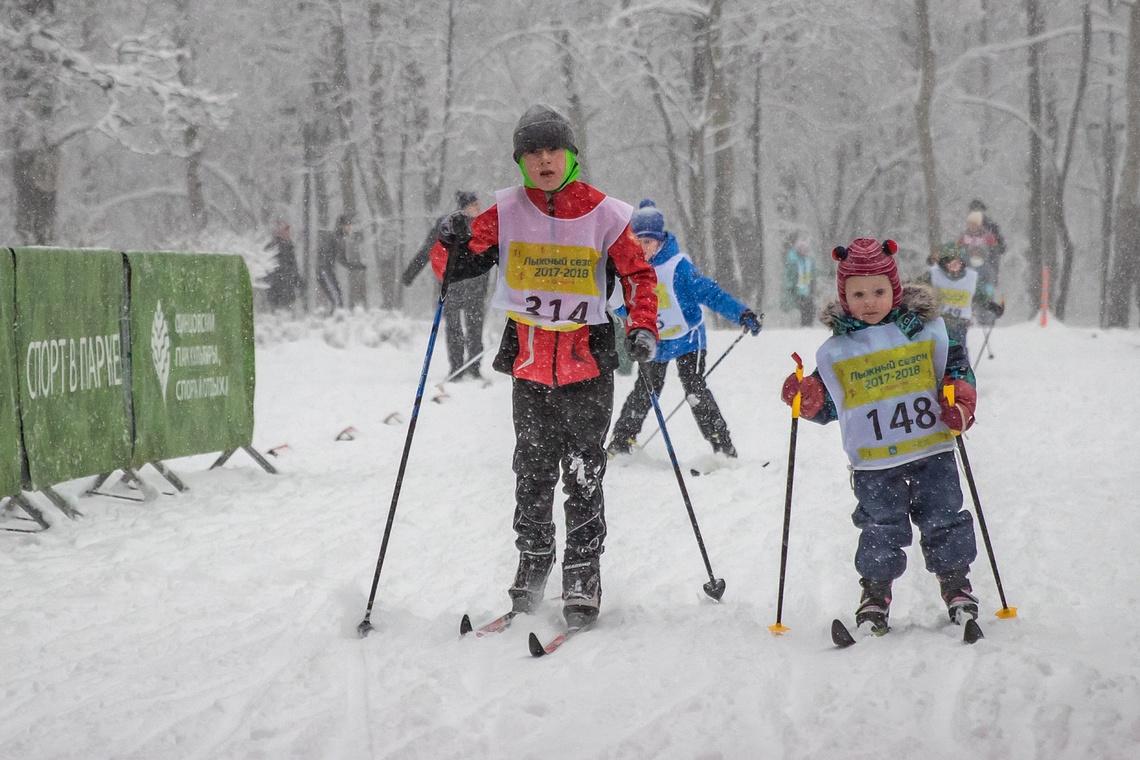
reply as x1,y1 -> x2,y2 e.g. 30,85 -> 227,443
430,181 -> 657,386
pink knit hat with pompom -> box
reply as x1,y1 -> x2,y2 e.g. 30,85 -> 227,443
832,237 -> 901,314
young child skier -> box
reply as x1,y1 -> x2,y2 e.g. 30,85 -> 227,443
606,199 -> 761,458
429,104 -> 658,630
779,237 -> 981,637
920,242 -> 1004,351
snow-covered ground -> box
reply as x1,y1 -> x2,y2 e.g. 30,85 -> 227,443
3,310 -> 1140,759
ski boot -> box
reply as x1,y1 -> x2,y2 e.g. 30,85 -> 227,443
710,433 -> 738,459
938,569 -> 979,625
508,550 -> 555,614
855,577 -> 892,635
562,552 -> 601,630
605,436 -> 635,458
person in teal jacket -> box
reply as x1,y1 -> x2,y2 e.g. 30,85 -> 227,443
607,200 -> 761,458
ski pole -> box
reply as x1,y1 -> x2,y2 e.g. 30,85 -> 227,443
973,323 -> 995,367
437,347 -> 488,388
769,352 -> 802,636
643,370 -> 726,601
638,326 -> 752,449
944,385 -> 1017,619
358,241 -> 460,638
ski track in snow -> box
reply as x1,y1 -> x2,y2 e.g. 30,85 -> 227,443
3,319 -> 1140,759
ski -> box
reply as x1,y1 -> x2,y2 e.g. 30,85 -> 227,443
831,618 -> 857,648
831,617 -> 984,647
459,610 -> 518,638
528,624 -> 590,657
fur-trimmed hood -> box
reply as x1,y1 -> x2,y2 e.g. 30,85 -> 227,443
818,281 -> 941,332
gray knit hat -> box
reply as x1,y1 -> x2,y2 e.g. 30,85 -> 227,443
512,104 -> 578,162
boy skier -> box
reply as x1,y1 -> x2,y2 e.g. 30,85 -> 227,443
606,199 -> 761,458
920,242 -> 1004,351
429,104 -> 658,629
779,237 -> 980,635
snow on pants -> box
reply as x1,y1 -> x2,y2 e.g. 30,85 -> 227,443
511,373 -> 613,561
850,451 -> 977,582
610,350 -> 731,447
443,275 -> 487,374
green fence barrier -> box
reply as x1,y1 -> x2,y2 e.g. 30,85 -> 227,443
127,252 -> 254,464
14,247 -> 131,489
0,249 -> 25,497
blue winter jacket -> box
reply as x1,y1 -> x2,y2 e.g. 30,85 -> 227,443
618,233 -> 748,363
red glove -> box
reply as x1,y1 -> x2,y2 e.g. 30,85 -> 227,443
781,373 -> 825,419
940,378 -> 976,432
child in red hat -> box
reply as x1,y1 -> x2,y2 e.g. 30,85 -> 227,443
780,237 -> 981,636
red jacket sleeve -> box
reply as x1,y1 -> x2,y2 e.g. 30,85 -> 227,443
429,206 -> 500,281
609,225 -> 658,337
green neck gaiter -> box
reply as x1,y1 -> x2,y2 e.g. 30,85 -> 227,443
518,150 -> 580,192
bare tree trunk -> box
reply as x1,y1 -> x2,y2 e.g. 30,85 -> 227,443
1109,1 -> 1140,326
1051,4 -> 1092,321
367,0 -> 400,309
423,0 -> 457,213
687,11 -> 710,268
9,0 -> 59,245
1099,7 -> 1120,327
979,0 -> 993,163
707,0 -> 740,296
173,0 -> 207,234
326,5 -> 366,308
741,51 -> 766,307
559,25 -> 588,180
914,0 -> 941,257
1026,0 -> 1046,315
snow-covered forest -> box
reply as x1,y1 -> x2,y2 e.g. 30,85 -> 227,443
2,0 -> 1138,328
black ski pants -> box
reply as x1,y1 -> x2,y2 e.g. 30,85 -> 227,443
512,373 -> 613,561
443,275 -> 487,375
610,350 -> 731,448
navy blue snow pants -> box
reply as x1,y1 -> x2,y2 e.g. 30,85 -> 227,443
850,451 -> 977,582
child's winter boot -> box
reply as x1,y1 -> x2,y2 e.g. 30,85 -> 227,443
562,552 -> 601,629
855,577 -> 892,635
938,568 -> 979,624
508,550 -> 555,614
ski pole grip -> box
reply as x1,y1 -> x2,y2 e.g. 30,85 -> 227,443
791,352 -> 804,419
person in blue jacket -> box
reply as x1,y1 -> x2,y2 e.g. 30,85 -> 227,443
606,200 -> 761,458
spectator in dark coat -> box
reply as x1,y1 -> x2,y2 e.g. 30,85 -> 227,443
264,218 -> 304,311
317,214 -> 366,312
403,191 -> 489,379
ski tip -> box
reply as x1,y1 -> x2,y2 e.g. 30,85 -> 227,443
964,618 -> 984,644
459,614 -> 472,636
831,618 -> 857,648
528,632 -> 547,657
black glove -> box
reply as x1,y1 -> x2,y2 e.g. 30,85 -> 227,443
740,309 -> 762,336
626,328 -> 657,363
438,211 -> 472,248
983,300 -> 1005,318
